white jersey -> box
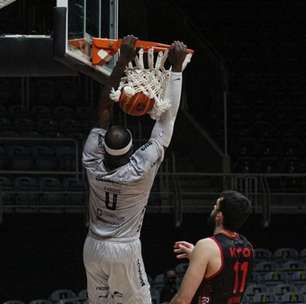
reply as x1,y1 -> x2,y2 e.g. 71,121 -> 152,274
82,128 -> 164,241
82,72 -> 182,242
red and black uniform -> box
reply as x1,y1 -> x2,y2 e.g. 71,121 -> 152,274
198,232 -> 254,304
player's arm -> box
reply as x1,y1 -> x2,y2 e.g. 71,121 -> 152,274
150,41 -> 188,148
170,239 -> 211,304
174,241 -> 194,260
98,35 -> 137,129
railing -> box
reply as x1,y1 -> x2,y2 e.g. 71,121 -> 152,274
1,172 -> 306,218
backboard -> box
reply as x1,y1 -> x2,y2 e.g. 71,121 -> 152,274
0,0 -> 16,10
55,0 -> 118,79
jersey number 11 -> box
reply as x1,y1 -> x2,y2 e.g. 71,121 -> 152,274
232,261 -> 249,294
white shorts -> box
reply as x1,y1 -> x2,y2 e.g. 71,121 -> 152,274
83,235 -> 152,304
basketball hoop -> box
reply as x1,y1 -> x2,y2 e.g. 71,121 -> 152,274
94,38 -> 194,119
68,37 -> 193,119
92,38 -> 194,67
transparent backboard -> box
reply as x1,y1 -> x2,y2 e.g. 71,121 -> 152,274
56,0 -> 118,76
0,0 -> 16,10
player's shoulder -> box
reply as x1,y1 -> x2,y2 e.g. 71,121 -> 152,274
189,238 -> 219,262
86,127 -> 107,145
195,237 -> 221,256
196,237 -> 218,248
89,127 -> 107,136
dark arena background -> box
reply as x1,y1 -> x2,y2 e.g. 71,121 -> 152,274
1,1 -> 306,303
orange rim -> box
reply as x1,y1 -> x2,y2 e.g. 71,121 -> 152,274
93,38 -> 194,53
92,38 -> 194,65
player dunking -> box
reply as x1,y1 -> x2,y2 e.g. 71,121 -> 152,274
170,191 -> 254,304
82,35 -> 189,304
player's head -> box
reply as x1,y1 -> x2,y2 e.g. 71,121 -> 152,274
209,190 -> 252,231
103,125 -> 133,169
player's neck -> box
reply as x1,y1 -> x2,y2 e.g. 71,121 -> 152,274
214,226 -> 237,238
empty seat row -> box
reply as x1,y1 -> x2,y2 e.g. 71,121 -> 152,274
0,105 -> 93,120
250,271 -> 306,287
0,117 -> 93,135
255,260 -> 306,273
242,291 -> 306,304
0,145 -> 78,171
3,288 -> 87,304
233,158 -> 306,174
0,176 -> 85,191
255,248 -> 306,260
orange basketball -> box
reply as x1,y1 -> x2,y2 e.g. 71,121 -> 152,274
119,91 -> 154,116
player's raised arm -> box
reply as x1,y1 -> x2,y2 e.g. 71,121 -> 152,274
98,35 -> 137,129
170,239 -> 211,304
150,41 -> 188,148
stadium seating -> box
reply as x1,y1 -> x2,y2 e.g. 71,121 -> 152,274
175,262 -> 189,281
36,119 -> 59,137
29,300 -> 52,304
289,271 -> 306,289
299,248 -> 306,259
30,105 -> 52,119
3,250 -> 306,304
254,248 -> 273,261
244,283 -> 268,296
264,271 -> 289,287
32,145 -> 57,171
63,177 -> 86,204
273,248 -> 299,260
15,176 -> 40,205
0,144 -> 7,169
273,284 -> 298,302
77,290 -> 87,301
280,292 -> 304,304
7,145 -> 33,171
48,289 -> 77,302
254,261 -> 278,273
151,273 -> 165,291
252,292 -> 276,304
39,177 -> 64,204
279,260 -> 306,274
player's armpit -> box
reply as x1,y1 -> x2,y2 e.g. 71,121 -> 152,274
170,240 -> 210,304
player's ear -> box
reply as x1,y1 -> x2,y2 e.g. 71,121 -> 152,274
215,211 -> 224,225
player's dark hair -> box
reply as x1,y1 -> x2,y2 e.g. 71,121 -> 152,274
218,190 -> 252,231
103,125 -> 133,170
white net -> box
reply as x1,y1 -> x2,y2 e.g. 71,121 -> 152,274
110,48 -> 171,120
0,0 -> 16,9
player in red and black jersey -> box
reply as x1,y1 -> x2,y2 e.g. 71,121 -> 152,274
170,191 -> 254,304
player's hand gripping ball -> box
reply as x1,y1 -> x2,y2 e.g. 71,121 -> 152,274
118,86 -> 154,116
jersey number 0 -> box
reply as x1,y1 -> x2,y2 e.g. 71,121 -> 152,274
105,191 -> 118,210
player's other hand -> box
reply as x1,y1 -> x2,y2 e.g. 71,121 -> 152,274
119,35 -> 138,65
168,41 -> 188,72
174,241 -> 194,260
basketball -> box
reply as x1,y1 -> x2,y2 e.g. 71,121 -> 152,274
119,90 -> 154,116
